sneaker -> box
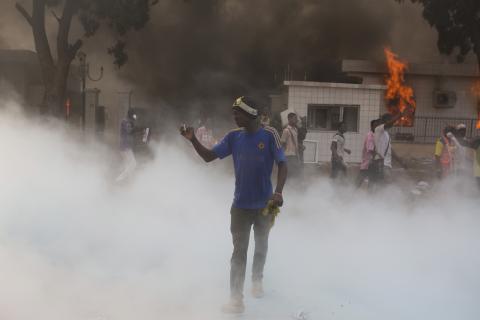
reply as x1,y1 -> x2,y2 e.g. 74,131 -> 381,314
251,281 -> 264,298
221,298 -> 245,314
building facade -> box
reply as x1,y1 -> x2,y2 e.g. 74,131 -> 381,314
343,60 -> 480,143
275,81 -> 385,163
272,60 -> 480,163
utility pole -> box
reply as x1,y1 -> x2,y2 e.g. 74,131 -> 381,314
77,51 -> 104,130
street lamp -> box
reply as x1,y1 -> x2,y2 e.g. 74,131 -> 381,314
77,51 -> 104,130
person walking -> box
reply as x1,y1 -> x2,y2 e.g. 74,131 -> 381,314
116,109 -> 138,183
330,122 -> 351,180
281,112 -> 302,177
180,96 -> 287,314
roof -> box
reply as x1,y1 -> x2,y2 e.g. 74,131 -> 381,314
284,80 -> 386,90
342,59 -> 479,78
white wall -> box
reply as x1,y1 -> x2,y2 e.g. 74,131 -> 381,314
358,74 -> 478,118
285,82 -> 384,163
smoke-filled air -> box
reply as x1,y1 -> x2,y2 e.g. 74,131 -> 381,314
1,0 -> 480,319
0,98 -> 479,320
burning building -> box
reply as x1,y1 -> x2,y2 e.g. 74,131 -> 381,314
343,56 -> 480,143
273,55 -> 480,163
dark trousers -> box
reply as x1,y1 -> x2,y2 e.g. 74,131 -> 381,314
286,155 -> 301,174
355,169 -> 370,188
331,159 -> 347,179
230,206 -> 271,300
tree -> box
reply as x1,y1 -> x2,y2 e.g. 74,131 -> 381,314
396,1 -> 480,66
15,0 -> 158,116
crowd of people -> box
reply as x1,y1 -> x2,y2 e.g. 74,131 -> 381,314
110,96 -> 480,316
116,102 -> 480,190
433,123 -> 480,187
326,107 -> 480,190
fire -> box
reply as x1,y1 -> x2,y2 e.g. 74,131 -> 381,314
384,48 -> 416,126
471,81 -> 480,129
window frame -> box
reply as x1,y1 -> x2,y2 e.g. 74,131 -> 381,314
307,104 -> 360,133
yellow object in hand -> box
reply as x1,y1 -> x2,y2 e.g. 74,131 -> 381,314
262,200 -> 280,227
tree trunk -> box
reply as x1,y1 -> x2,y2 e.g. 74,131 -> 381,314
16,0 -> 81,117
43,59 -> 72,117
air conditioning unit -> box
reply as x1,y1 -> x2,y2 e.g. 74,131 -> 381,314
434,90 -> 456,108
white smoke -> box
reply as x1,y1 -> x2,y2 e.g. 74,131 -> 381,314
0,99 -> 479,320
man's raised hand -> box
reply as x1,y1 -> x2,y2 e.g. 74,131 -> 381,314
180,124 -> 195,141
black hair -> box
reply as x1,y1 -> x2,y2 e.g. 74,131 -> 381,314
127,108 -> 136,120
381,113 -> 393,123
370,119 -> 379,132
443,125 -> 455,135
288,112 -> 297,119
337,121 -> 345,130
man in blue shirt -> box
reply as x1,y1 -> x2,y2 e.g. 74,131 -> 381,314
180,96 -> 288,314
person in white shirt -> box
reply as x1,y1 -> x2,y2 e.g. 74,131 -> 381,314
330,122 -> 351,179
372,111 -> 410,185
452,123 -> 471,177
281,113 -> 302,177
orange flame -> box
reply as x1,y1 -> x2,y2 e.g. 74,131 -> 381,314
471,81 -> 480,129
384,48 -> 416,126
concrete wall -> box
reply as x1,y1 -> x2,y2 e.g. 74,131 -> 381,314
284,81 -> 384,163
360,74 -> 478,118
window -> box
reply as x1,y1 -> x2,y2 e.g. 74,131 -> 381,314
307,104 -> 359,132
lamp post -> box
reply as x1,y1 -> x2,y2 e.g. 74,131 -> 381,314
77,51 -> 104,130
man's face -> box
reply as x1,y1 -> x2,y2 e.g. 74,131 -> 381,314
233,108 -> 251,128
339,123 -> 346,133
457,128 -> 467,138
289,115 -> 298,126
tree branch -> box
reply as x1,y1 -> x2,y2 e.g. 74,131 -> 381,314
57,0 -> 79,60
32,0 -> 55,77
15,3 -> 33,26
51,10 -> 61,23
68,39 -> 83,60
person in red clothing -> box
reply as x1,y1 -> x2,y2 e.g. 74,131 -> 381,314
434,126 -> 457,179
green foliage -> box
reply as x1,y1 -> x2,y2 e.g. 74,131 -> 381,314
82,0 -> 158,66
397,0 -> 480,62
107,40 -> 128,67
48,0 -> 158,66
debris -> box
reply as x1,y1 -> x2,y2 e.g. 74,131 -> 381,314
292,309 -> 309,320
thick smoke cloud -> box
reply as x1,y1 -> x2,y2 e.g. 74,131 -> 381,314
116,0 -> 441,110
0,0 -> 440,112
121,0 -> 398,107
0,98 -> 479,320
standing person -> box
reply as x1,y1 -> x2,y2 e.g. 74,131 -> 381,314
474,138 -> 480,189
330,122 -> 351,179
372,111 -> 410,185
281,113 -> 301,177
259,110 -> 271,127
180,96 -> 287,314
456,135 -> 480,188
356,119 -> 378,188
452,123 -> 470,177
116,109 -> 138,183
434,126 -> 456,179
297,116 -> 308,163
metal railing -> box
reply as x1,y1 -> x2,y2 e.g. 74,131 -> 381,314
389,116 -> 480,144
